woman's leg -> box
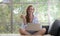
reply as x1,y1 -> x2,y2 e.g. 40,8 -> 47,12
19,29 -> 31,35
33,28 -> 46,35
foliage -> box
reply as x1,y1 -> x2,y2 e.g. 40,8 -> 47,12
0,0 -> 60,33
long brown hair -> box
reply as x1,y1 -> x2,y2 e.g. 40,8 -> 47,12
26,5 -> 34,23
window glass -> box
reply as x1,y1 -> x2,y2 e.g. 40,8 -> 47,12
0,4 -> 11,33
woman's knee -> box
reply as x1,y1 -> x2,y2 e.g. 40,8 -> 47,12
42,28 -> 46,32
41,28 -> 46,33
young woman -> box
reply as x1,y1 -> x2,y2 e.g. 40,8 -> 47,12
19,5 -> 46,35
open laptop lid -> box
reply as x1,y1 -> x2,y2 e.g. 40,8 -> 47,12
25,23 -> 41,31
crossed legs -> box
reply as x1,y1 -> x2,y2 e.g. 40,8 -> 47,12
33,28 -> 46,35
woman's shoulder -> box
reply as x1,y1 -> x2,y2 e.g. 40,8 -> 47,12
34,16 -> 38,19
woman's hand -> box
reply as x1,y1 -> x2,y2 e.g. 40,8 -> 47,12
20,15 -> 26,19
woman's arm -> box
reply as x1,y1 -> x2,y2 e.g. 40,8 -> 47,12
20,15 -> 31,35
19,29 -> 31,35
20,15 -> 27,24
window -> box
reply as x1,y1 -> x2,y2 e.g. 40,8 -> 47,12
0,0 -> 60,33
0,4 -> 11,33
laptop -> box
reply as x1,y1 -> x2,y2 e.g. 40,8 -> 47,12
25,23 -> 41,31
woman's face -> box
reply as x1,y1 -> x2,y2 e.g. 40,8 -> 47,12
28,7 -> 34,15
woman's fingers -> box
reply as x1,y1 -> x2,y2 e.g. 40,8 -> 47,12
20,15 -> 25,19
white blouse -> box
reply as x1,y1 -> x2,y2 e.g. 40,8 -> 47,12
20,16 -> 42,29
